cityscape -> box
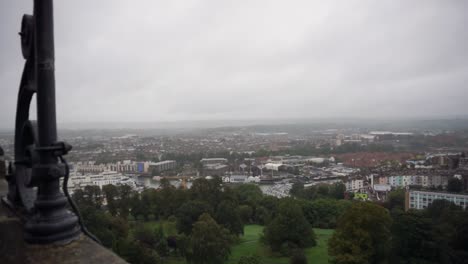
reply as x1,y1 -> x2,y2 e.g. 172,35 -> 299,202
2,119 -> 468,263
3,122 -> 468,205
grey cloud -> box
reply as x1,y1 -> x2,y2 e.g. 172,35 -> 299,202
1,0 -> 468,128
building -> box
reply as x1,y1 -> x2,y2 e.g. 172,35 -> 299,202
405,190 -> 468,210
63,170 -> 136,193
136,162 -> 150,173
229,175 -> 248,183
459,157 -> 468,170
386,175 -> 447,188
108,160 -> 138,173
377,176 -> 388,185
373,184 -> 391,192
200,158 -> 228,165
148,160 -> 177,174
345,179 -> 364,191
203,164 -> 229,176
264,163 -> 283,171
425,153 -> 464,169
73,161 -> 107,174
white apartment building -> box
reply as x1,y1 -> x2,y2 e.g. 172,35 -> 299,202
64,170 -> 135,193
387,175 -> 448,188
345,179 -> 364,191
148,160 -> 177,173
406,190 -> 468,210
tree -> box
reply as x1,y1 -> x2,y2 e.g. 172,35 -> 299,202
263,199 -> 315,255
254,206 -> 271,225
426,199 -> 462,222
256,196 -> 279,224
176,200 -> 213,235
330,182 -> 346,200
447,177 -> 463,193
290,249 -> 308,264
302,186 -> 318,200
238,205 -> 253,224
386,188 -> 405,210
130,193 -> 146,220
102,184 -> 119,216
234,184 -> 263,207
114,238 -> 161,264
302,199 -> 351,229
133,225 -> 158,247
329,202 -> 392,264
449,211 -> 468,263
133,224 -> 169,257
190,177 -> 223,208
317,184 -> 329,197
157,183 -> 188,218
83,185 -> 104,208
215,200 -> 244,236
110,216 -> 129,239
153,225 -> 169,257
186,213 -> 232,264
290,182 -> 305,197
160,178 -> 172,189
238,255 -> 261,264
117,185 -> 134,219
390,210 -> 438,263
139,190 -> 159,220
85,210 -> 116,248
73,186 -> 103,209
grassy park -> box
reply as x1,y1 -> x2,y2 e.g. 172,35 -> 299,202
227,225 -> 333,264
140,221 -> 333,264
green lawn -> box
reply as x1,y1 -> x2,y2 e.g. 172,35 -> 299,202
138,222 -> 333,264
227,225 -> 334,264
141,220 -> 178,236
304,229 -> 334,263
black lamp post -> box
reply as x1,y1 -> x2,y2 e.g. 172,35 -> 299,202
3,0 -> 81,244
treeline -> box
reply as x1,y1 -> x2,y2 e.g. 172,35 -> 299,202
328,189 -> 468,264
281,143 -> 395,156
73,179 -> 468,264
73,179 -> 351,264
143,143 -> 396,165
252,143 -> 395,157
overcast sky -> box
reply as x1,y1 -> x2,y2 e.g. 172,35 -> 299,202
1,0 -> 467,129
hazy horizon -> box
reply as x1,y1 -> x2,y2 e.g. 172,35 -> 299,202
1,1 -> 468,129
1,116 -> 468,132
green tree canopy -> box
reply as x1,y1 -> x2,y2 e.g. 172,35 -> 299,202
215,200 -> 244,236
329,202 -> 392,264
390,210 -> 438,263
290,182 -> 305,197
238,255 -> 261,264
263,199 -> 316,255
190,177 -> 223,207
234,184 -> 263,207
447,177 -> 464,193
290,249 -> 308,264
176,200 -> 213,235
186,213 -> 232,264
386,188 -> 405,211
